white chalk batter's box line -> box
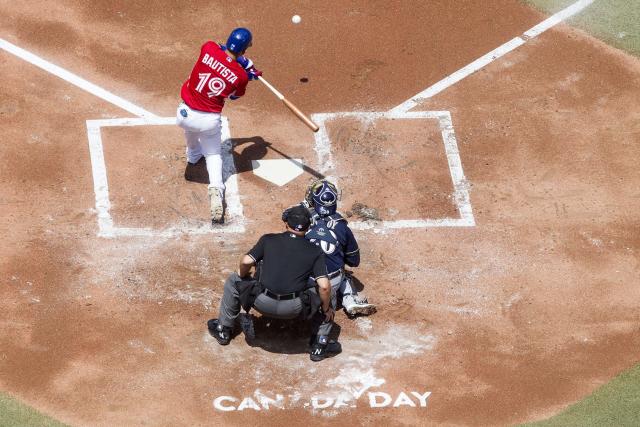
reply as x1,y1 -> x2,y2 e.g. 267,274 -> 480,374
311,110 -> 475,230
86,116 -> 245,237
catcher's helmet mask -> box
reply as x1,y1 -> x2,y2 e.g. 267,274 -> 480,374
311,181 -> 338,217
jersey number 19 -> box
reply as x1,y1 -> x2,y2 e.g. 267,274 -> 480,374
196,73 -> 226,98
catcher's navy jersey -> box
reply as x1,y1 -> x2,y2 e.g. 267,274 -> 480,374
305,213 -> 360,274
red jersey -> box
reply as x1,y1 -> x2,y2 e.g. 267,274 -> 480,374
181,41 -> 249,113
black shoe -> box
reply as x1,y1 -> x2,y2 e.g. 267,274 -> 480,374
207,319 -> 232,345
326,340 -> 342,354
310,336 -> 341,362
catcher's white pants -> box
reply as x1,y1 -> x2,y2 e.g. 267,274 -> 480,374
330,273 -> 356,308
176,103 -> 224,190
307,272 -> 356,308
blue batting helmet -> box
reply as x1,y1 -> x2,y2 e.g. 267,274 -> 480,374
311,180 -> 338,217
226,28 -> 252,54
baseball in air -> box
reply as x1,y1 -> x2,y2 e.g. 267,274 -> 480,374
292,15 -> 301,24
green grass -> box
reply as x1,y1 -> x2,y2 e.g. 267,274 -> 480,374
0,393 -> 68,427
522,364 -> 640,426
522,0 -> 640,57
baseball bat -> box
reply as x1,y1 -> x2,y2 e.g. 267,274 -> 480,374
258,76 -> 319,132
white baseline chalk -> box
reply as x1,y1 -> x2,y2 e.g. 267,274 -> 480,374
311,111 -> 475,230
390,37 -> 525,114
86,117 -> 245,237
0,38 -> 158,119
390,0 -> 594,114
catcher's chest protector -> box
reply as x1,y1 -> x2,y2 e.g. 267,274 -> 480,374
306,214 -> 348,259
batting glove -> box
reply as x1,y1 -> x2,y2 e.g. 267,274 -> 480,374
237,56 -> 263,81
247,67 -> 263,80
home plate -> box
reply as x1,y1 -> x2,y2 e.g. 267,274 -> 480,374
251,159 -> 304,186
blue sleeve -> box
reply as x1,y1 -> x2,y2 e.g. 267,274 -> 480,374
344,226 -> 360,267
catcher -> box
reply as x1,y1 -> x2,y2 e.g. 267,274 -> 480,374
303,179 -> 376,316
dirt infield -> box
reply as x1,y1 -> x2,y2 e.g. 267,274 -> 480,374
1,1 -> 640,426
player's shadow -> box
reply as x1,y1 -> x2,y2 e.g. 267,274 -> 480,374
183,157 -> 209,184
229,136 -> 325,180
240,314 -> 341,356
183,136 -> 325,184
229,136 -> 269,175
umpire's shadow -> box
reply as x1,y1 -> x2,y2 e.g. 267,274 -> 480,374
242,314 -> 341,356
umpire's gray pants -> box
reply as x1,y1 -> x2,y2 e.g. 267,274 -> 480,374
217,273 -> 332,337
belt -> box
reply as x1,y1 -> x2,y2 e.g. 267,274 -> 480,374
179,101 -> 221,115
327,270 -> 343,279
263,289 -> 301,301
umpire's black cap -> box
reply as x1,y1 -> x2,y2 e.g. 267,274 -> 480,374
284,205 -> 311,232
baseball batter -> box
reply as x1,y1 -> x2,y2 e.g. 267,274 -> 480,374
177,28 -> 262,224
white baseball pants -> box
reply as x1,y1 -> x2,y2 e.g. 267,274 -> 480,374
330,273 -> 357,308
176,102 -> 224,190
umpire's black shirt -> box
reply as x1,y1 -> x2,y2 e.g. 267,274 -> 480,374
247,232 -> 327,294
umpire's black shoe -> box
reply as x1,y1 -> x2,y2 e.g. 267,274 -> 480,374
310,336 -> 341,362
207,319 -> 232,346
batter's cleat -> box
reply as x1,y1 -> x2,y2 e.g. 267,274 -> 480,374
310,336 -> 341,362
209,187 -> 225,224
207,319 -> 232,346
343,295 -> 376,316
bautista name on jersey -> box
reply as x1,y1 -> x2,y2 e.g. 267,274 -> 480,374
181,41 -> 249,114
201,53 -> 238,84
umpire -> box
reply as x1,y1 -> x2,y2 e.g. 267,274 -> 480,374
208,205 -> 337,361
